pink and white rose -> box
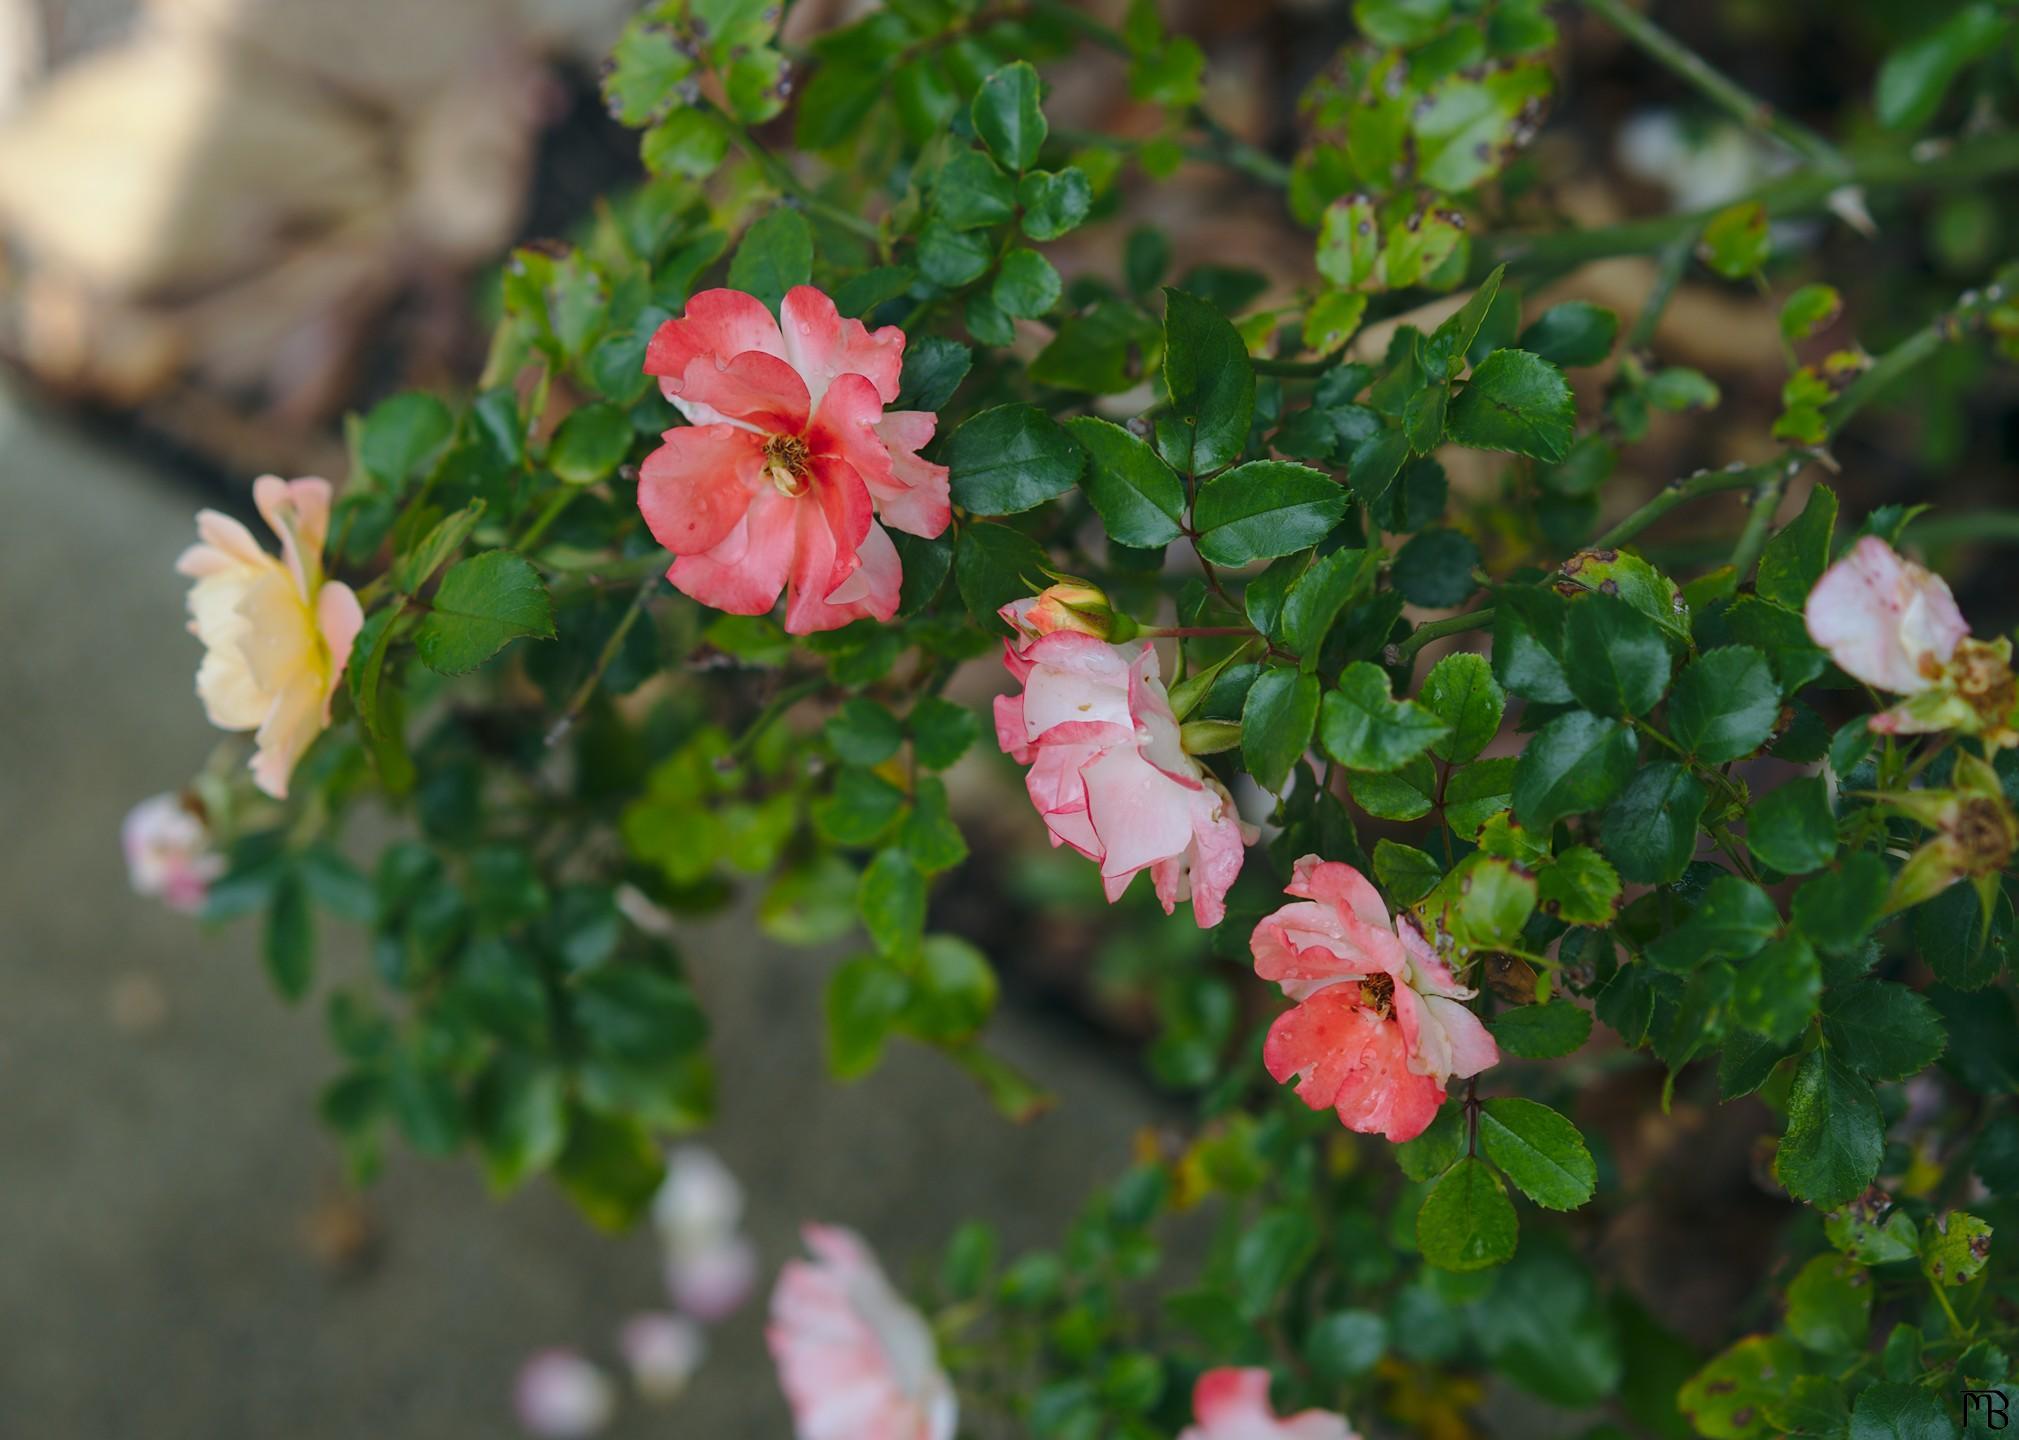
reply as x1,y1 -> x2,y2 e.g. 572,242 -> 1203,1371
653,1145 -> 757,1322
618,1312 -> 705,1403
178,475 -> 364,799
1178,1368 -> 1360,1440
638,286 -> 950,635
121,792 -> 224,912
1251,856 -> 1498,1144
992,598 -> 1254,928
1805,535 -> 1968,695
768,1224 -> 955,1440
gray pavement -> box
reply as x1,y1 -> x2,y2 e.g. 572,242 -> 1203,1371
0,384 -> 1165,1437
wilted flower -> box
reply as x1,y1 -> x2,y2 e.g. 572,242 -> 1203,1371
513,1349 -> 615,1438
1877,751 -> 2019,915
637,286 -> 950,634
1251,856 -> 1498,1143
992,598 -> 1253,927
654,1145 -> 757,1322
178,475 -> 363,799
618,1312 -> 705,1403
768,1224 -> 955,1440
1178,1368 -> 1360,1440
1806,536 -> 1967,693
121,792 -> 224,912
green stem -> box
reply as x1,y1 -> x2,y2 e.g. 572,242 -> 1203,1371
1387,607 -> 1497,666
1576,0 -> 1848,174
1824,278 -> 2011,435
709,103 -> 882,244
728,677 -> 828,761
515,486 -> 579,553
1626,230 -> 1698,351
1904,510 -> 2019,547
1592,461 -> 1778,550
1728,467 -> 1792,580
543,571 -> 664,747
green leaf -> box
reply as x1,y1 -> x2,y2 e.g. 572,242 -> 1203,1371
972,61 -> 1047,171
554,1108 -> 665,1230
1491,587 -> 1574,703
1915,880 -> 2009,991
394,501 -> 484,594
1757,483 -> 1838,611
1748,776 -> 1839,875
1491,1002 -> 1593,1060
1320,661 -> 1450,773
641,106 -> 729,178
469,1054 -> 567,1192
727,207 -> 814,311
826,698 -> 903,766
826,955 -> 910,1080
814,766 -> 907,846
1417,1157 -> 1519,1272
602,20 -> 696,125
1876,3 -> 2012,131
993,247 -> 1062,318
1447,349 -> 1575,461
857,849 -> 926,959
1776,1048 -> 1884,1208
1538,846 -> 1620,926
1419,651 -> 1504,764
1438,853 -> 1538,952
1444,756 -> 1516,836
1243,667 -> 1321,794
1348,757 -> 1437,821
1018,166 -> 1093,241
900,777 -> 968,876
1647,876 -> 1779,972
1392,527 -> 1481,608
1479,1098 -> 1596,1211
1193,461 -> 1347,566
1792,852 -> 1889,956
1848,1379 -> 1961,1439
916,219 -> 993,287
1824,980 -> 1946,1082
1785,1253 -> 1873,1355
546,402 -> 632,486
1163,289 -> 1255,474
1233,1209 -> 1319,1320
896,335 -> 972,412
1395,1102 -> 1465,1181
1065,416 -> 1185,547
955,522 -> 1050,631
1374,839 -> 1442,903
1563,593 -> 1672,718
1701,201 -> 1770,280
1825,1192 -> 1920,1264
414,551 -> 556,675
1599,761 -> 1707,885
1512,710 -> 1636,833
1518,302 -> 1619,368
1780,284 -> 1844,342
1306,1310 -> 1389,1382
1732,935 -> 1822,1044
1668,645 -> 1780,762
1279,547 -> 1377,661
360,392 -> 453,490
1922,1210 -> 1993,1287
1423,265 -> 1505,379
933,147 -> 1016,229
265,873 -> 315,1002
910,695 -> 980,771
1680,1335 -> 1803,1440
947,404 -> 1084,516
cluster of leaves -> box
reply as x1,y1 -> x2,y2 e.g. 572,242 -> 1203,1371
165,0 -> 2019,1435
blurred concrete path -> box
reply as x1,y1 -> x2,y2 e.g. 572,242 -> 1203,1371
0,385 -> 1165,1437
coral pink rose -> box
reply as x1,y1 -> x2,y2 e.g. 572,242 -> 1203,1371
993,598 -> 1254,928
122,792 -> 225,913
178,476 -> 364,800
1251,856 -> 1497,1143
638,286 -> 950,635
1178,1368 -> 1360,1440
768,1224 -> 955,1440
1805,536 -> 1967,695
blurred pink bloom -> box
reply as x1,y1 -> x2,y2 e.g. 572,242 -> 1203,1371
1179,1368 -> 1360,1440
1805,536 -> 1967,695
768,1224 -> 955,1440
653,1146 -> 756,1322
514,1349 -> 615,1438
1251,856 -> 1497,1143
121,793 -> 224,913
618,1312 -> 705,1403
638,286 -> 949,635
993,598 -> 1254,928
177,475 -> 363,799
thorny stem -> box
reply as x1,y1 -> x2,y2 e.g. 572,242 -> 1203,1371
1593,461 -> 1785,551
1577,0 -> 1850,174
1728,467 -> 1792,580
1386,607 -> 1497,667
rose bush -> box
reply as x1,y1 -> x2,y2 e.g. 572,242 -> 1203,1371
128,1 -> 2019,1436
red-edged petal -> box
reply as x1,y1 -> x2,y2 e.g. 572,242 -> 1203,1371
664,349 -> 811,433
645,289 -> 784,380
665,487 -> 796,616
1081,745 -> 1197,887
780,285 -> 905,405
637,425 -> 766,556
869,410 -> 952,540
1285,854 -> 1392,933
777,464 -> 880,634
1264,988 -> 1383,1112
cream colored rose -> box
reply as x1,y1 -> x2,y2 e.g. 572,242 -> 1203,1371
177,475 -> 363,799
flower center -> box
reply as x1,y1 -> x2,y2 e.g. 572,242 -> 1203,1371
763,433 -> 812,497
1949,797 -> 2016,872
1360,972 -> 1395,1018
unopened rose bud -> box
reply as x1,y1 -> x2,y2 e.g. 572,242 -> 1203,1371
1023,577 -> 1124,640
1179,719 -> 1243,756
